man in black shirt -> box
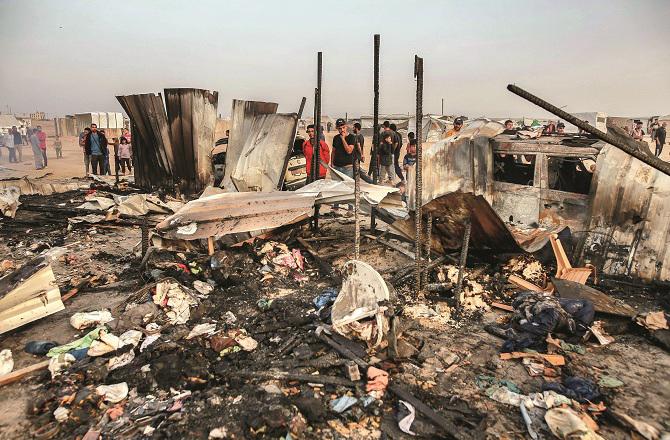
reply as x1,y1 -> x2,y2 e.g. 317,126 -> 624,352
332,118 -> 356,178
390,123 -> 403,182
656,122 -> 667,157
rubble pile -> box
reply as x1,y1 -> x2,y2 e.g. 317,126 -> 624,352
0,177 -> 669,440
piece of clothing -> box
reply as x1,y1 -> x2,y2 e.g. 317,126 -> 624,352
353,133 -> 365,161
42,150 -> 48,167
13,131 -> 21,145
84,153 -> 90,174
393,142 -> 403,181
403,153 -> 417,176
120,158 -> 132,173
380,164 -> 394,183
502,129 -> 518,135
118,143 -> 132,159
378,141 -> 394,166
84,131 -> 108,156
2,133 -> 14,149
37,131 -> 46,150
332,165 -> 354,179
332,133 -> 357,167
303,138 -> 330,179
446,127 -> 462,137
631,127 -> 644,140
656,126 -> 666,146
30,134 -> 44,169
90,154 -> 104,175
89,132 -> 102,155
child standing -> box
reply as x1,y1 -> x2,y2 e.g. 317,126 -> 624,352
403,139 -> 417,178
54,136 -> 63,158
118,137 -> 132,174
378,132 -> 395,185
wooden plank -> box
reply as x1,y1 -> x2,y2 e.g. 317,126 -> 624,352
491,302 -> 514,312
552,278 -> 636,317
499,352 -> 565,366
0,360 -> 50,387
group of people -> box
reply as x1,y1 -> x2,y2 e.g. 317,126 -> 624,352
301,118 -> 421,188
78,126 -> 133,175
1,125 -> 51,169
640,120 -> 667,157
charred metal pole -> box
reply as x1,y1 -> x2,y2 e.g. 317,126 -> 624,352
354,156 -> 361,259
507,84 -> 670,176
370,34 -> 380,232
312,53 -> 323,230
422,214 -> 432,287
454,218 -> 471,312
414,55 -> 424,294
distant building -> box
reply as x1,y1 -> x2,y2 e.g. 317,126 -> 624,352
29,111 -> 46,120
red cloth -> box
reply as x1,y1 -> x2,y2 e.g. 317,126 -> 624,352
303,139 -> 330,178
37,131 -> 47,150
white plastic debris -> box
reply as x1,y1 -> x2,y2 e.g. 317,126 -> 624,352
193,280 -> 214,295
48,353 -> 76,378
0,349 -> 13,375
331,260 -> 390,348
545,407 -> 604,440
235,333 -> 258,351
108,351 -> 135,371
53,406 -> 69,423
119,330 -> 143,347
209,427 -> 228,439
96,382 -> 129,403
186,323 -> 217,340
398,400 -> 417,436
69,310 -> 114,330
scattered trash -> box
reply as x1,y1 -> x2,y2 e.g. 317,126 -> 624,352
544,407 -> 604,440
397,400 -> 417,436
313,287 -> 339,310
69,310 -> 114,330
193,280 -> 214,295
543,377 -> 601,403
366,366 -> 389,397
96,382 -> 129,403
598,375 -> 624,388
47,327 -> 104,358
344,361 -> 360,381
589,321 -> 615,346
53,406 -> 69,423
152,279 -> 198,325
330,395 -> 358,413
636,311 -> 668,331
0,349 -> 13,375
24,341 -> 58,356
610,410 -> 661,440
186,323 -> 217,339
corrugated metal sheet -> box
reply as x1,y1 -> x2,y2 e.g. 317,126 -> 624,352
222,100 -> 298,192
406,119 -> 504,208
117,89 -> 218,193
578,144 -> 670,281
156,191 -> 316,240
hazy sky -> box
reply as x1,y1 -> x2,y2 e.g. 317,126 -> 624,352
1,0 -> 668,119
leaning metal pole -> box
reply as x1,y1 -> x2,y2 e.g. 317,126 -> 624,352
414,55 -> 424,294
507,84 -> 670,176
371,34 -> 380,232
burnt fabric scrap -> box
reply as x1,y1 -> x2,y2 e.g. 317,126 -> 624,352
501,292 -> 594,352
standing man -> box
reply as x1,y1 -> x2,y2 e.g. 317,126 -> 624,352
28,128 -> 44,169
85,123 -> 108,175
19,125 -> 27,145
331,118 -> 356,178
12,126 -> 22,162
631,120 -> 645,141
36,126 -> 47,167
655,122 -> 666,157
303,124 -> 330,181
390,123 -> 403,182
2,129 -> 16,163
352,122 -> 374,183
80,127 -> 91,175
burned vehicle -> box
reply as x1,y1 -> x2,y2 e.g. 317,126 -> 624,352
405,120 -> 670,283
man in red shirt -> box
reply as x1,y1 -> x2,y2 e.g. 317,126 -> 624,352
36,126 -> 48,167
303,124 -> 330,181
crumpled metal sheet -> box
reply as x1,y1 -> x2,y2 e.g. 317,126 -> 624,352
391,192 -> 564,254
406,119 -> 504,208
156,191 -> 316,240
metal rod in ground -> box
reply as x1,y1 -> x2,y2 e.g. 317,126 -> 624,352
370,33 -> 380,232
414,55 -> 424,294
507,84 -> 670,176
422,214 -> 432,286
354,158 -> 361,259
454,219 -> 472,312
312,52 -> 323,231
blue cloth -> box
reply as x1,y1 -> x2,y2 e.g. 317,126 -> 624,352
333,165 -> 354,178
90,132 -> 102,155
313,288 -> 339,310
